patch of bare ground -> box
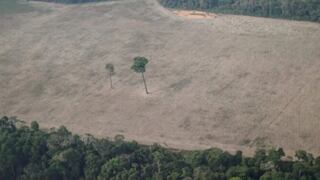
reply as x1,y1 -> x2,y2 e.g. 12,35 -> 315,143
172,10 -> 217,19
1,0 -> 320,156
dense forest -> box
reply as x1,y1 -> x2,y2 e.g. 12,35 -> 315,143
31,0 -> 112,4
158,0 -> 320,22
1,116 -> 320,180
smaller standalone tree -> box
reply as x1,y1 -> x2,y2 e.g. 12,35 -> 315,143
105,63 -> 115,89
131,56 -> 149,94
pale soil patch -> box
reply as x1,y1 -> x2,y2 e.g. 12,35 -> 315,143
1,0 -> 320,156
172,10 -> 217,19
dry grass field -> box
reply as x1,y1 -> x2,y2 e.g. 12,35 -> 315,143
1,0 -> 320,155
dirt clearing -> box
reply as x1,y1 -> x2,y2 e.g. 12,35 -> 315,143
172,10 -> 216,19
1,0 -> 320,155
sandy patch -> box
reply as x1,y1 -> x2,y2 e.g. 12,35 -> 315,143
172,10 -> 216,19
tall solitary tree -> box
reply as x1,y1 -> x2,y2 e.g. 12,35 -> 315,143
105,63 -> 115,89
131,56 -> 149,94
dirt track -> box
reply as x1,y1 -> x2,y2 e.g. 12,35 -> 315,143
1,0 -> 320,155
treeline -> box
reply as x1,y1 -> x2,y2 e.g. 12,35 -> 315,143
158,0 -> 320,22
1,116 -> 320,180
31,0 -> 112,4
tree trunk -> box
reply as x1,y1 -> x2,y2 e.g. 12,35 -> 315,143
109,72 -> 113,89
141,72 -> 148,94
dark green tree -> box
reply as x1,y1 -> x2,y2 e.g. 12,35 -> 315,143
131,56 -> 149,94
105,63 -> 115,89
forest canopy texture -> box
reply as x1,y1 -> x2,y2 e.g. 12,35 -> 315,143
31,0 -> 320,22
31,0 -> 113,4
158,0 -> 320,22
1,116 -> 320,180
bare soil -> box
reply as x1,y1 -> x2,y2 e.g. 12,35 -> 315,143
1,0 -> 320,155
172,10 -> 216,19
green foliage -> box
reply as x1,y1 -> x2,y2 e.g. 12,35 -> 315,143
295,150 -> 309,162
32,0 -> 112,4
158,0 -> 320,22
31,121 -> 39,131
105,63 -> 115,75
131,56 -> 149,73
229,177 -> 242,180
98,157 -> 124,179
226,166 -> 249,179
105,63 -> 115,89
0,0 -> 35,15
0,116 -> 320,179
131,56 -> 150,94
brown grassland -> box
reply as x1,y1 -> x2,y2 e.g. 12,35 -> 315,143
1,0 -> 320,155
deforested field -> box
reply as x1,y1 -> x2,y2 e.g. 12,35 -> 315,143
1,0 -> 320,155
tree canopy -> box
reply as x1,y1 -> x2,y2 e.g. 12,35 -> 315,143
105,63 -> 115,89
131,56 -> 149,73
131,56 -> 149,94
158,0 -> 320,22
105,63 -> 115,75
32,0 -> 112,4
1,116 -> 320,180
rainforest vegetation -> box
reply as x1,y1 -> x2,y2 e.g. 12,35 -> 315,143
31,0 -> 112,4
1,116 -> 320,180
158,0 -> 320,22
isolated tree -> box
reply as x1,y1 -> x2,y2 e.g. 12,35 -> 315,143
105,63 -> 115,89
131,56 -> 149,94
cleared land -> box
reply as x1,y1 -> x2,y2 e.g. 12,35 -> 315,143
1,0 -> 320,155
172,10 -> 216,19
